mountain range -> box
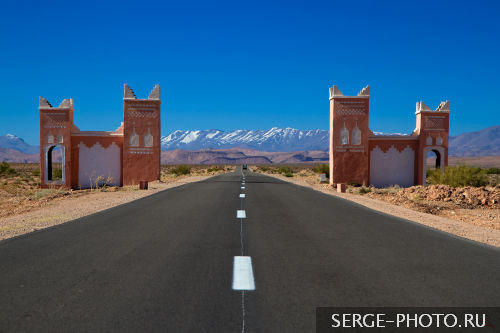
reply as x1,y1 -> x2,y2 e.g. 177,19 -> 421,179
447,126 -> 500,157
160,128 -> 329,152
1,126 -> 499,163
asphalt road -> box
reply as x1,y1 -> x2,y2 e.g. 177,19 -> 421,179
1,166 -> 499,332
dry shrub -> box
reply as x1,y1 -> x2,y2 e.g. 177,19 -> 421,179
428,166 -> 488,187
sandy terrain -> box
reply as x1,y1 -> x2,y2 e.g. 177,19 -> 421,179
259,170 -> 500,248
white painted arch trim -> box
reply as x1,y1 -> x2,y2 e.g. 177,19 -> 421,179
44,144 -> 65,185
422,146 -> 445,186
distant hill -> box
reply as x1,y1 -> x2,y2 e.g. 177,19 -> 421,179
0,148 -> 39,163
161,148 -> 328,164
449,126 -> 500,157
0,134 -> 39,154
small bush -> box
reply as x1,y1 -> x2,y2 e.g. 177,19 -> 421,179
349,181 -> 362,187
485,168 -> 500,174
52,169 -> 63,179
426,168 -> 434,178
259,166 -> 270,172
359,187 -> 371,194
170,165 -> 191,176
277,166 -> 293,174
32,169 -> 40,177
31,189 -> 54,200
427,165 -> 488,187
284,172 -> 293,177
313,164 -> 329,177
0,162 -> 16,175
207,166 -> 223,172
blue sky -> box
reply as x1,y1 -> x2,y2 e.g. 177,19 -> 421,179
0,0 -> 499,145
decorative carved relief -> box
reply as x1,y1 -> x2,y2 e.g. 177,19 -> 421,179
129,127 -> 139,147
340,122 -> 349,145
425,117 -> 445,129
47,134 -> 54,144
436,135 -> 443,145
128,111 -> 157,118
336,109 -> 366,116
144,128 -> 153,147
336,100 -> 367,116
352,122 -> 361,145
43,113 -> 68,129
56,134 -> 63,143
426,135 -> 433,146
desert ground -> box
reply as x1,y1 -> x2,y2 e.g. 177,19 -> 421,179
0,164 -> 234,240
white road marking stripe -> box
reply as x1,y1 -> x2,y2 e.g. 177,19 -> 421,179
232,256 -> 255,291
237,210 -> 246,218
239,194 -> 245,198
241,186 -> 245,190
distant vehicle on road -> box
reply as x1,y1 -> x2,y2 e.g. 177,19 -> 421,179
242,164 -> 248,170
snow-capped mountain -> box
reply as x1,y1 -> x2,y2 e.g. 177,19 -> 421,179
160,128 -> 330,152
0,134 -> 39,154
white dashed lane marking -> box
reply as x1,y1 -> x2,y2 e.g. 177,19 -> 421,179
241,187 -> 245,190
232,256 -> 255,291
239,194 -> 245,198
237,210 -> 246,219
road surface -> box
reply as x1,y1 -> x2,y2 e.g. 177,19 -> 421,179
1,167 -> 499,332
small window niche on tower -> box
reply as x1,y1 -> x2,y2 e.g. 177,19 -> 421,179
340,122 -> 349,145
144,128 -> 153,147
352,121 -> 361,145
130,127 -> 139,147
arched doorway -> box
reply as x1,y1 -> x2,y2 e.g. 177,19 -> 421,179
427,149 -> 441,170
422,146 -> 444,185
45,145 -> 65,184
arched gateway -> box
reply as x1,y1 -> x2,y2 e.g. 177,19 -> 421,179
39,84 -> 162,189
329,85 -> 450,187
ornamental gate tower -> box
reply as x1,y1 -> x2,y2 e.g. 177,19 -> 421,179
414,100 -> 450,185
39,98 -> 74,187
329,84 -> 450,187
39,84 -> 161,189
329,85 -> 370,186
123,84 -> 161,185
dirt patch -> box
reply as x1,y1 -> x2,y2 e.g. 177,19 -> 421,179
254,167 -> 500,248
